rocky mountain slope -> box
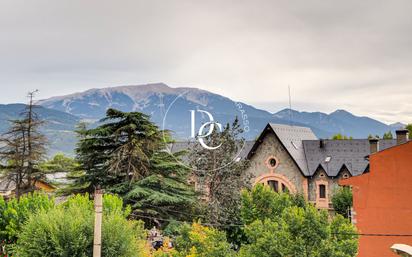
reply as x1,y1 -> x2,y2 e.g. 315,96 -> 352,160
0,83 -> 402,155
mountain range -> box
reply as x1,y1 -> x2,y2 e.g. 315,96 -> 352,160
0,83 -> 405,155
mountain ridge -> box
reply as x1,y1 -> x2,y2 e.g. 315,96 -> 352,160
0,83 -> 405,155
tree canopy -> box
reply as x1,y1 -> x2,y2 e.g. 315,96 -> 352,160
331,133 -> 353,140
74,108 -> 196,227
332,186 -> 353,218
239,184 -> 358,257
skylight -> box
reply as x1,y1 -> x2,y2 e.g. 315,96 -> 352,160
291,141 -> 299,150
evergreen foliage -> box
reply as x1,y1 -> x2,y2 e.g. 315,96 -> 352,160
382,131 -> 394,139
0,91 -> 47,197
74,108 -> 196,226
331,133 -> 353,140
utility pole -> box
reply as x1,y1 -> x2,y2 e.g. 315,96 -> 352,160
93,187 -> 103,257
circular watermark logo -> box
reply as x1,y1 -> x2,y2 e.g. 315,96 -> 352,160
161,91 -> 250,172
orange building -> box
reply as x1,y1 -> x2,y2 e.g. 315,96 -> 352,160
340,129 -> 412,257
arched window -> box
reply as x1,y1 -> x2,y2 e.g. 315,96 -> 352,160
255,173 -> 297,194
267,179 -> 289,193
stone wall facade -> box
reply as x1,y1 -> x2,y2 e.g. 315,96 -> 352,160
245,132 -> 307,196
246,132 -> 353,209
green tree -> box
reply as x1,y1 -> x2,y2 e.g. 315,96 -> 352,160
74,109 -> 162,191
123,150 -> 196,226
332,133 -> 353,140
74,109 -> 196,226
15,194 -> 146,257
0,91 -> 47,197
382,131 -> 394,139
0,192 -> 54,249
239,185 -> 358,257
39,153 -> 79,174
38,153 -> 80,188
172,222 -> 236,257
406,124 -> 412,139
188,119 -> 251,241
332,186 -> 353,218
240,184 -> 293,225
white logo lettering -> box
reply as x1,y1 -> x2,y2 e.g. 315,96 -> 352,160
190,110 -> 222,150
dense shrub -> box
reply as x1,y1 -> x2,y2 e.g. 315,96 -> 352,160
172,222 -> 236,257
16,194 -> 145,257
0,192 -> 54,243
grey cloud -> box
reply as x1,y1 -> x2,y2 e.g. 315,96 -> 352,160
0,0 -> 411,123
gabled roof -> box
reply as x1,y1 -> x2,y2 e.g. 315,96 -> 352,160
248,123 -> 318,176
303,139 -> 397,177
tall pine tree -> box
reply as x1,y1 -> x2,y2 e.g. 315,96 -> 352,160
0,91 -> 47,198
74,108 -> 195,226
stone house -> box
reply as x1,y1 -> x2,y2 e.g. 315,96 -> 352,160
245,123 -> 399,209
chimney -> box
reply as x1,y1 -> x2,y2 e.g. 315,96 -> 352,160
369,138 -> 379,154
396,129 -> 409,145
320,139 -> 325,148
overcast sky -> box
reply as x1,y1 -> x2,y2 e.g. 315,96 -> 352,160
0,0 -> 411,124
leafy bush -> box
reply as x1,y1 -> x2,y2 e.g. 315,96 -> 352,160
240,183 -> 293,225
0,192 -> 54,243
332,186 -> 353,218
16,194 -> 145,257
172,222 -> 236,257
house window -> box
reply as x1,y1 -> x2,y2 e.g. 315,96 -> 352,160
319,184 -> 326,199
266,156 -> 279,169
268,180 -> 279,192
269,158 -> 277,167
267,180 -> 290,193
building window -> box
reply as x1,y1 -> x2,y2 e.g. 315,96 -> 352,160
269,158 -> 277,167
267,180 -> 290,193
319,184 -> 326,199
268,180 -> 279,192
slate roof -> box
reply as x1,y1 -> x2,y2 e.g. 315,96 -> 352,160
303,139 -> 397,177
268,123 -> 318,176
